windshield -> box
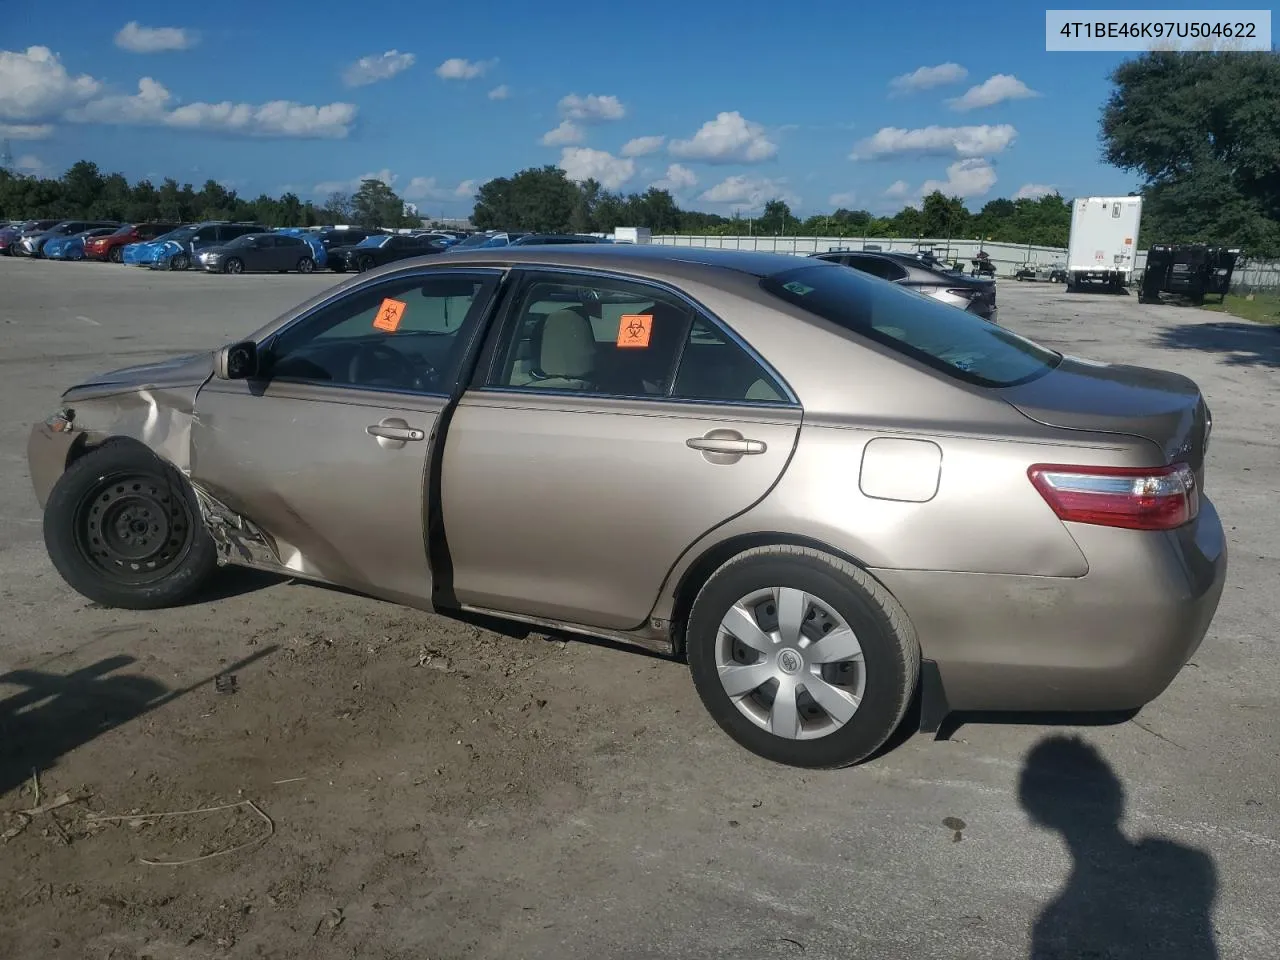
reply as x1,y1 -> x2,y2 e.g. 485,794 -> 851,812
110,225 -> 137,237
154,227 -> 197,244
356,234 -> 389,248
479,235 -> 511,248
760,264 -> 1060,388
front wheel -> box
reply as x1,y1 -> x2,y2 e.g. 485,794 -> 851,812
356,255 -> 374,273
296,256 -> 315,274
224,258 -> 244,274
109,246 -> 124,263
686,546 -> 920,769
170,253 -> 190,271
42,442 -> 218,609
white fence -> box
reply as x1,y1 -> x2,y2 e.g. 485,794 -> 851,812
649,235 -> 1280,292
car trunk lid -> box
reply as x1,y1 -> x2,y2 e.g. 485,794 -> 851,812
996,355 -> 1210,474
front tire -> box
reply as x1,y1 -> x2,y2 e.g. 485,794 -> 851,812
170,253 -> 190,271
686,545 -> 920,769
224,258 -> 244,274
356,255 -> 374,273
109,246 -> 124,263
296,256 -> 315,273
43,442 -> 218,610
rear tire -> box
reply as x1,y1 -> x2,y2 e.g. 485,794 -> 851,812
42,442 -> 218,610
225,258 -> 244,274
109,246 -> 123,263
686,545 -> 920,769
170,253 -> 190,271
297,256 -> 315,273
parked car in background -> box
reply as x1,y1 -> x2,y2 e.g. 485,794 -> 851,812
198,232 -> 319,274
5,219 -> 62,256
148,222 -> 268,270
315,226 -> 387,255
25,245 -> 1226,769
326,232 -> 449,272
811,249 -> 998,323
508,233 -> 611,246
443,231 -> 529,252
0,221 -> 37,255
272,227 -> 327,269
44,227 -> 119,261
85,222 -> 180,263
17,220 -> 118,258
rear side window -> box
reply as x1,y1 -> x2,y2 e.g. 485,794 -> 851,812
761,264 -> 1060,388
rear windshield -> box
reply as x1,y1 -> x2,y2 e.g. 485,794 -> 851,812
761,264 -> 1060,388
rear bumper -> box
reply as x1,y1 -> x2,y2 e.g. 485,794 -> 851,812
873,496 -> 1227,713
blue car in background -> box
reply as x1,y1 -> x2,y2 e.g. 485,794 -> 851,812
273,227 -> 327,269
44,227 -> 119,261
123,226 -> 194,266
125,221 -> 267,269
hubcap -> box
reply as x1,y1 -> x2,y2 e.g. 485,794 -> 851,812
74,472 -> 195,584
715,587 -> 866,741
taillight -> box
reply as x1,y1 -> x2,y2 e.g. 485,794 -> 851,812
1028,462 -> 1198,531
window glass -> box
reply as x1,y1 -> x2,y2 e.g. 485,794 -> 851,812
489,274 -> 693,396
761,264 -> 1060,388
265,272 -> 498,394
670,318 -> 788,403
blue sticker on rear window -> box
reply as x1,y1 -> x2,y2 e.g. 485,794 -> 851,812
782,281 -> 814,296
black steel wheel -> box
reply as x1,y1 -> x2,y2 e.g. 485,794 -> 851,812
43,442 -> 218,609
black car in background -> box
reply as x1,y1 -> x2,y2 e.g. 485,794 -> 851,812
315,226 -> 387,253
327,233 -> 450,272
810,249 -> 998,323
197,232 -> 319,274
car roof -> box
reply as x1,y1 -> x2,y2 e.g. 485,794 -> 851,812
430,242 -> 821,280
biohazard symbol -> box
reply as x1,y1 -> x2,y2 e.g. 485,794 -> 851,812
616,313 -> 653,348
372,297 -> 407,332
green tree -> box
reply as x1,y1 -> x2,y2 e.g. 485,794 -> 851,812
919,191 -> 970,238
1101,49 -> 1280,256
473,166 -> 580,232
351,178 -> 409,228
757,199 -> 800,236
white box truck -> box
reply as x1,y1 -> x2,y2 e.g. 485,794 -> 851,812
1066,196 -> 1143,291
613,226 -> 652,244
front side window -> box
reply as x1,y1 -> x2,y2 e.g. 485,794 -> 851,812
264,272 -> 499,394
761,264 -> 1060,388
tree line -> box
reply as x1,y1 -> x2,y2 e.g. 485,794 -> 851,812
4,50 -> 1275,254
0,162 -> 421,230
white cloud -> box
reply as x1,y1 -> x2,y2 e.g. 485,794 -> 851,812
455,179 -> 478,197
919,158 -> 998,199
0,122 -> 53,139
828,191 -> 858,207
1015,183 -> 1056,200
540,119 -> 583,146
698,174 -> 798,211
621,135 -> 665,157
0,46 -> 101,120
650,163 -> 697,193
669,111 -> 778,164
888,62 -> 968,95
435,57 -> 496,80
487,84 -> 510,100
63,77 -> 357,138
884,180 -> 910,199
557,93 -> 625,123
948,74 -> 1039,111
114,22 -> 198,54
15,154 -> 47,175
558,147 -> 635,191
342,50 -> 415,87
850,124 -> 1017,160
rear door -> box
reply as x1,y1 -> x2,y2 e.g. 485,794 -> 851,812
440,268 -> 802,630
190,268 -> 503,606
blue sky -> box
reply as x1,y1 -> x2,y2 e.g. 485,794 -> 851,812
0,1 -> 1215,217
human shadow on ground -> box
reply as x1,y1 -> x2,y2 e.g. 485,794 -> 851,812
1020,734 -> 1219,959
1153,319 -> 1280,368
0,646 -> 276,798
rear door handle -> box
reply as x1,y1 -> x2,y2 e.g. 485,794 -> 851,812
686,434 -> 767,455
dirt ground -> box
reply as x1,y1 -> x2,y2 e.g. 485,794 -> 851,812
2,259 -> 1278,960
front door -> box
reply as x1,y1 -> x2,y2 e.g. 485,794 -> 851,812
190,268 -> 503,607
442,269 -> 802,630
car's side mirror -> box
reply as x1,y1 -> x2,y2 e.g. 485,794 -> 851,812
214,340 -> 259,380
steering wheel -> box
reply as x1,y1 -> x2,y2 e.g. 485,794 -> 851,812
347,341 -> 432,389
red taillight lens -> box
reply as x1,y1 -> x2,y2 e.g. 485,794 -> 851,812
1028,462 -> 1198,531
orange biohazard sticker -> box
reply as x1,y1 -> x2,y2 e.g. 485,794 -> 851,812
372,298 -> 407,332
616,314 -> 653,348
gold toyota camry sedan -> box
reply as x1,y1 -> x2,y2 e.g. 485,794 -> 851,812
27,244 -> 1227,768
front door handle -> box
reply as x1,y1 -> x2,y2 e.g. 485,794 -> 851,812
367,417 -> 426,448
687,434 -> 767,455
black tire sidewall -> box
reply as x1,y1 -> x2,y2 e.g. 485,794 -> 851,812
43,443 -> 218,609
687,554 -> 912,768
